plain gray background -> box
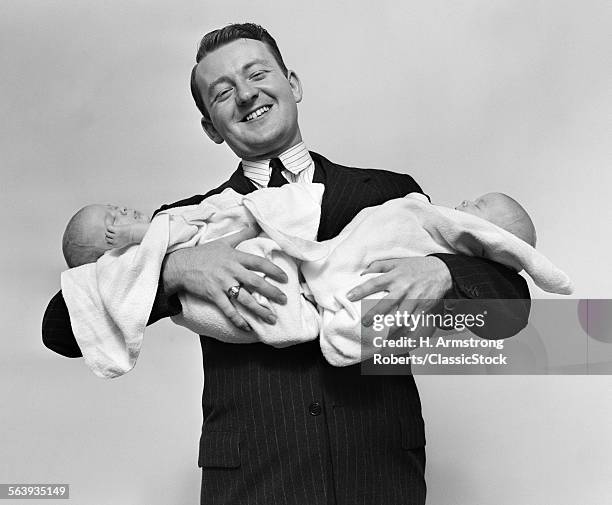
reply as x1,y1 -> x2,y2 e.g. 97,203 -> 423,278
2,0 -> 611,503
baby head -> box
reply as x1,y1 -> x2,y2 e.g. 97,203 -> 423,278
456,192 -> 537,247
62,204 -> 149,267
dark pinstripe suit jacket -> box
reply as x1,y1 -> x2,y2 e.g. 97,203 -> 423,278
42,151 -> 530,505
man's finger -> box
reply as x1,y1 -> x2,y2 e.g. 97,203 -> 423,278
361,296 -> 399,327
214,293 -> 251,331
346,274 -> 390,302
236,251 -> 288,283
239,270 -> 287,305
233,289 -> 277,324
361,259 -> 397,275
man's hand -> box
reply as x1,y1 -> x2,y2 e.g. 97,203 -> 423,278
346,256 -> 452,327
162,227 -> 288,331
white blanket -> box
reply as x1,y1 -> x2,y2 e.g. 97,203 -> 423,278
61,183 -> 325,378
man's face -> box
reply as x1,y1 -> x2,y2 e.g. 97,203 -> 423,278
193,39 -> 303,160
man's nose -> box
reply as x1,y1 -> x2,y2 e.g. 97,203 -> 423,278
235,80 -> 258,105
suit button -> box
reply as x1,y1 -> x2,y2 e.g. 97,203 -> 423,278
309,402 -> 322,416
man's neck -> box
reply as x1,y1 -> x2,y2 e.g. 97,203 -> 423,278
242,131 -> 304,162
243,143 -> 303,163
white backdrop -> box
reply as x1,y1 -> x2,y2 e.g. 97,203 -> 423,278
2,1 -> 611,503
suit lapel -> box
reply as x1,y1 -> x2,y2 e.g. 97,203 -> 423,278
227,163 -> 258,194
311,151 -> 373,241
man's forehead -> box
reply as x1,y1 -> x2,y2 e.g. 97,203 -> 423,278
194,39 -> 278,85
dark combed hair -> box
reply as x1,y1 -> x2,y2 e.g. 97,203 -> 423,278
190,23 -> 288,119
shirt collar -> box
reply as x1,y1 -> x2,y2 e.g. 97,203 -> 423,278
241,142 -> 313,184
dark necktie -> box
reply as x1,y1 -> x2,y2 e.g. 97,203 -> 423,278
268,158 -> 289,187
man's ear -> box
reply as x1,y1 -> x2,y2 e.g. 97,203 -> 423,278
201,116 -> 225,144
287,70 -> 303,104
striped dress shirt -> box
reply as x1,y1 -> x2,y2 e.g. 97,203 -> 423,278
241,141 -> 314,187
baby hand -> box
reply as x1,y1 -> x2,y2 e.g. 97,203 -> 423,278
105,223 -> 136,249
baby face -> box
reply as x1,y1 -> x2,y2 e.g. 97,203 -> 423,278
455,193 -> 510,225
454,192 -> 536,247
104,204 -> 149,226
82,204 -> 149,228
79,204 -> 149,249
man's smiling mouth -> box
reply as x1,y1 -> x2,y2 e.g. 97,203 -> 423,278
243,105 -> 271,122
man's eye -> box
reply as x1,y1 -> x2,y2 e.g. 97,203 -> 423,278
216,88 -> 232,101
250,71 -> 266,80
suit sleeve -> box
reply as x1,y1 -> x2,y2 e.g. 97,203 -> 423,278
429,253 -> 531,339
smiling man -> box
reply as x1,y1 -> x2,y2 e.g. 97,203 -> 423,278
43,23 -> 530,505
195,38 -> 303,160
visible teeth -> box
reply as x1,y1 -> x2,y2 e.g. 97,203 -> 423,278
245,106 -> 270,121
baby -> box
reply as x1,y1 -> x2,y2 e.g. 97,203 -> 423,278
62,192 -> 536,268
